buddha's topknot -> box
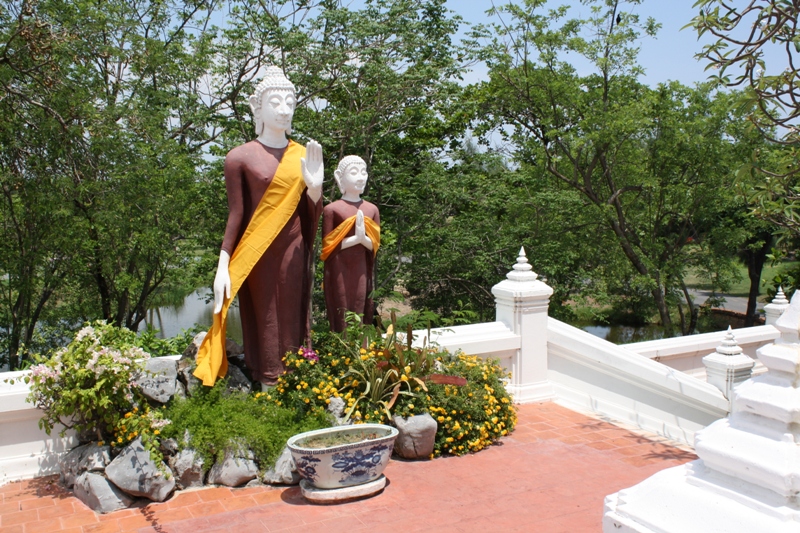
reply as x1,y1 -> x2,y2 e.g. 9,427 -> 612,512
251,66 -> 296,108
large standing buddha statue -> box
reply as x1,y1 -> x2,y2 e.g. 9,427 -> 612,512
194,66 -> 324,388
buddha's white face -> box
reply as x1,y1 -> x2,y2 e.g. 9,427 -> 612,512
340,162 -> 368,198
257,89 -> 296,134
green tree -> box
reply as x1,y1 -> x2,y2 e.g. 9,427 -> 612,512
0,0 -> 230,367
691,1 -> 800,239
471,0 -> 759,332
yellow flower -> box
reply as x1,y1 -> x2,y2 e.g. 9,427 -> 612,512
360,348 -> 367,355
437,416 -> 445,423
117,437 -> 123,443
404,365 -> 411,374
153,430 -> 160,436
98,441 -> 104,446
408,404 -> 414,410
400,375 -> 408,382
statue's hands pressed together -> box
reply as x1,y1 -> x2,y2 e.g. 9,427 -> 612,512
355,209 -> 373,250
301,140 -> 323,202
213,251 -> 231,314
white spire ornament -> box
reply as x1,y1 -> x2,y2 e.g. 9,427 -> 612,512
506,247 -> 538,282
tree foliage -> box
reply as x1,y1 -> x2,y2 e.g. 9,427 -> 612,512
468,0 -> 764,332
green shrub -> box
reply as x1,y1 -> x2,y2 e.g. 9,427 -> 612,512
272,315 -> 518,457
21,321 -> 152,441
162,380 -> 331,470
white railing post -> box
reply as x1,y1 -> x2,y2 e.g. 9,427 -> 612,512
491,247 -> 554,403
702,326 -> 754,400
763,286 -> 789,325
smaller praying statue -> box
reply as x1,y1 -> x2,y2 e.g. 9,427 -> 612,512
321,156 -> 381,332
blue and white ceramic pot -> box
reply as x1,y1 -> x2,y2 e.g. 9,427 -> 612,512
287,424 -> 399,489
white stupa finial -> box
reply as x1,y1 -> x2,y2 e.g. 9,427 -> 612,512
772,286 -> 788,305
715,326 -> 743,356
774,288 -> 800,342
506,247 -> 538,282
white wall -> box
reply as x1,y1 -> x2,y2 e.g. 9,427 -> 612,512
623,325 -> 778,379
0,370 -> 77,485
547,319 -> 730,445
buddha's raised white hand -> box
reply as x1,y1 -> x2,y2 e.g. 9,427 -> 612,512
301,140 -> 323,202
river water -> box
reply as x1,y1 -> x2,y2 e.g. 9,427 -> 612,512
144,291 -> 677,345
142,290 -> 243,342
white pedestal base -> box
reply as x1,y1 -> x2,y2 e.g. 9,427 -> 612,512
603,462 -> 800,533
299,475 -> 386,504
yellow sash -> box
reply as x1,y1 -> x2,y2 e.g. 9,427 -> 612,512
194,141 -> 306,387
320,215 -> 380,261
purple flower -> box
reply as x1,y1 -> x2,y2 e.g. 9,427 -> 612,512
301,347 -> 319,361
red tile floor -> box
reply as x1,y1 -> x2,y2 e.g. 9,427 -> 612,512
0,402 -> 696,533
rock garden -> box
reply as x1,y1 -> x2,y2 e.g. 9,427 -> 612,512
15,316 -> 517,513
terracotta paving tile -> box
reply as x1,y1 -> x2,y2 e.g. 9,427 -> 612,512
21,517 -> 62,533
251,489 -> 284,506
162,492 -> 199,510
0,502 -> 20,515
0,402 -> 701,533
59,511 -> 99,529
186,500 -> 226,518
219,495 -> 257,512
38,502 -> 76,521
116,513 -> 153,531
194,488 -> 232,503
0,510 -> 40,527
17,499 -> 54,512
82,520 -> 123,533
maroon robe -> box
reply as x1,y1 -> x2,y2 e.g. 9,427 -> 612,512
221,140 -> 322,384
322,199 -> 380,332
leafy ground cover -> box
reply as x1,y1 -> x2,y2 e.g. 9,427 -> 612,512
18,317 -> 517,478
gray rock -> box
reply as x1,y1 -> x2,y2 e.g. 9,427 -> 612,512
392,413 -> 438,460
105,437 -> 175,502
170,449 -> 205,490
138,358 -> 178,404
207,447 -> 258,487
73,472 -> 135,514
59,443 -> 111,489
177,364 -> 201,397
225,364 -> 252,394
262,446 -> 300,485
173,380 -> 187,400
181,331 -> 206,359
160,438 -> 179,457
225,338 -> 244,356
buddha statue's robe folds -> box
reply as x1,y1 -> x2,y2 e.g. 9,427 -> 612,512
194,140 -> 322,385
321,199 -> 380,332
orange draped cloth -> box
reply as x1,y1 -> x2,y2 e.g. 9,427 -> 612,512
194,141 -> 306,387
320,215 -> 380,261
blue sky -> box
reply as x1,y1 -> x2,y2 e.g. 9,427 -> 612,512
446,0 -> 714,87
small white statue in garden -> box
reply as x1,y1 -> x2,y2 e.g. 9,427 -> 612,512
320,155 -> 380,332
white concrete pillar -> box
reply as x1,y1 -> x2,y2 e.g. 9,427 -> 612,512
702,326 -> 754,400
491,247 -> 554,403
763,286 -> 789,325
